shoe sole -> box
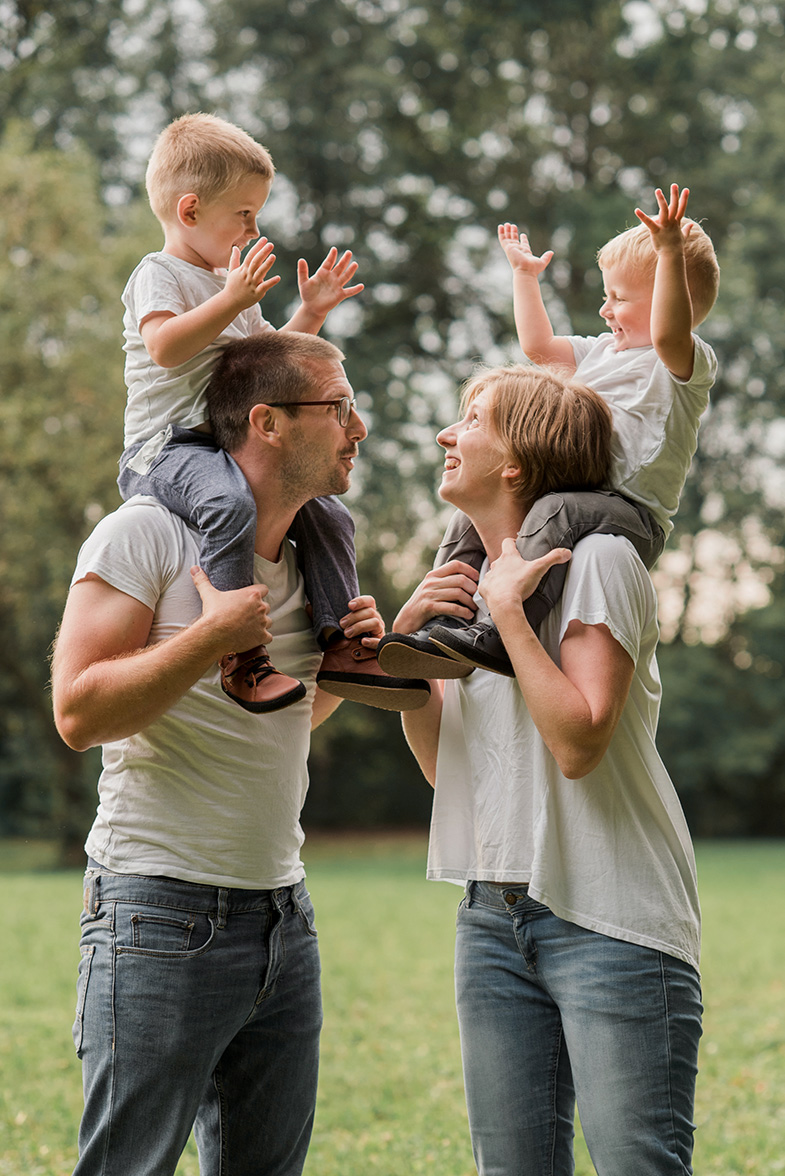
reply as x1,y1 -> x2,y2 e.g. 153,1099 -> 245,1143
316,672 -> 431,711
428,634 -> 516,678
221,680 -> 307,714
377,636 -> 474,679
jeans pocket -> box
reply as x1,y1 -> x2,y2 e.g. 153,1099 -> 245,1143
115,906 -> 216,958
72,944 -> 95,1057
295,891 -> 319,939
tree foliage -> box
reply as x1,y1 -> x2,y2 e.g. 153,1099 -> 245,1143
1,0 -> 784,845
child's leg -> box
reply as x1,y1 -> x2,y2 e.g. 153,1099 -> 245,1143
287,496 -> 359,647
375,510 -> 487,681
518,490 -> 665,628
434,510 -> 486,573
118,426 -> 256,591
290,496 -> 431,711
428,491 -> 665,676
118,426 -> 305,714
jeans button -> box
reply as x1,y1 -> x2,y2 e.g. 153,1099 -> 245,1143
504,891 -> 518,906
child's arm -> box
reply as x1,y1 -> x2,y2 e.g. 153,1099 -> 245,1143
498,223 -> 577,371
140,238 -> 281,368
635,185 -> 695,382
282,247 -> 364,334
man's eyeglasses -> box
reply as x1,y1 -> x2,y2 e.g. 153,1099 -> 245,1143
265,397 -> 357,427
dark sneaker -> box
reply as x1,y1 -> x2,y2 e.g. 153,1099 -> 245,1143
377,616 -> 474,679
220,646 -> 307,713
316,636 -> 431,711
428,619 -> 514,677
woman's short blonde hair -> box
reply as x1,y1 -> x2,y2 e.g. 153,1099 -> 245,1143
597,219 -> 719,325
145,112 -> 275,224
461,365 -> 613,504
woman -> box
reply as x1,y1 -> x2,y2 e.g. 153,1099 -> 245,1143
388,365 -> 702,1176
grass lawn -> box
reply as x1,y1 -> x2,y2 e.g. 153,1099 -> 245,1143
0,836 -> 783,1175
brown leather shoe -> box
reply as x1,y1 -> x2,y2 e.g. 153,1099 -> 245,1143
316,636 -> 430,711
220,645 -> 307,714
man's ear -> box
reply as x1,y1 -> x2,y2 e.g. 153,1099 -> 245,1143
501,462 -> 521,484
176,193 -> 200,227
247,403 -> 283,446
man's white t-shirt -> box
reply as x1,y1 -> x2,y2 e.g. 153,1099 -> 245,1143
122,252 -> 273,448
568,332 -> 717,536
428,535 -> 701,973
72,497 -> 322,889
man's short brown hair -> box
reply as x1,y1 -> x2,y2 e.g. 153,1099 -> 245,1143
461,365 -> 613,504
207,332 -> 345,452
145,112 -> 275,224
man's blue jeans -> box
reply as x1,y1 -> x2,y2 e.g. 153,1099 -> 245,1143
72,866 -> 322,1176
454,882 -> 702,1176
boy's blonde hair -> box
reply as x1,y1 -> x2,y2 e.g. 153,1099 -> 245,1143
597,219 -> 720,326
461,365 -> 612,504
145,112 -> 275,224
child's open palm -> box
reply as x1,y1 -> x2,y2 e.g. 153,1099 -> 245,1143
297,248 -> 364,315
635,184 -> 693,251
498,223 -> 554,275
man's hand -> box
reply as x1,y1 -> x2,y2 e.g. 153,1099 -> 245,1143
223,237 -> 282,310
190,566 -> 272,654
634,184 -> 692,254
498,223 -> 554,276
479,539 -> 571,620
392,560 -> 480,636
339,594 -> 385,646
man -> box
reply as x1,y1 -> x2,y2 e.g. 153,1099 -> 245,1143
52,331 -> 420,1176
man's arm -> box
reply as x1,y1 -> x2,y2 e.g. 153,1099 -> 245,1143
52,567 -> 272,751
282,247 -> 364,334
140,239 -> 280,368
497,223 -> 577,371
635,185 -> 695,381
479,540 -> 634,779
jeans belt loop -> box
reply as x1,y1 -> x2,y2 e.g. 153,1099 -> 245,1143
464,880 -> 475,908
216,888 -> 229,929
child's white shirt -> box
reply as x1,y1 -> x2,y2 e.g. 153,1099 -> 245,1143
122,252 -> 273,448
568,332 -> 717,536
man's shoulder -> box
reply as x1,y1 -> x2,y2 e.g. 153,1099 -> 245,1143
76,498 -> 196,596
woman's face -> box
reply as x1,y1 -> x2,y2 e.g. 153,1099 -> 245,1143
436,389 -> 509,511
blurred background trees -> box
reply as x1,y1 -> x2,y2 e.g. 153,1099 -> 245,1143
2,0 -> 784,856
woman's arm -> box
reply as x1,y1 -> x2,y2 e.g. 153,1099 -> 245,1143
480,540 -> 635,778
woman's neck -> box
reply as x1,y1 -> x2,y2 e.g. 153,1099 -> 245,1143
470,496 -> 532,564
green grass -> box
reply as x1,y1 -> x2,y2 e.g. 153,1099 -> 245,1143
0,837 -> 783,1175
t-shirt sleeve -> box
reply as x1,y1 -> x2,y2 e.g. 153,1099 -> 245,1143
676,333 -> 718,395
565,334 -> 603,368
71,500 -> 182,610
123,256 -> 190,327
556,535 -> 654,666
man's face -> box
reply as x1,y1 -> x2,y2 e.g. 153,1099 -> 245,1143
280,360 -> 367,501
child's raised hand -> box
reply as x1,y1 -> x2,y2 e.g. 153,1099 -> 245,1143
297,247 -> 364,315
635,184 -> 692,251
225,237 -> 281,307
498,223 -> 554,275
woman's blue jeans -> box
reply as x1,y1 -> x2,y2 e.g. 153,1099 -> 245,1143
454,882 -> 702,1176
72,867 -> 323,1176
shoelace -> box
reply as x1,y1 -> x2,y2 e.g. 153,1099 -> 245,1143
241,655 -> 276,685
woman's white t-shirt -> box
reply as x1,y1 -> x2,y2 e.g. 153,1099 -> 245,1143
428,534 -> 700,973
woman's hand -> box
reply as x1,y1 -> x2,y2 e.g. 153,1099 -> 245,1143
479,539 -> 571,620
392,560 -> 480,634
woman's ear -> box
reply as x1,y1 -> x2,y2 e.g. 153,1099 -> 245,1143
176,193 -> 200,227
501,462 -> 521,484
